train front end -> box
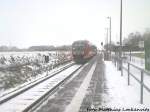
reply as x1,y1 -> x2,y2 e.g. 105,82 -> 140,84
72,41 -> 87,63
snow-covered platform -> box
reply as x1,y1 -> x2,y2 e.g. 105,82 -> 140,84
104,61 -> 149,106
35,54 -> 150,112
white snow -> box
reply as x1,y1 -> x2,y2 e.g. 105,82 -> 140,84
0,62 -> 74,99
65,62 -> 97,112
126,55 -> 145,69
0,51 -> 72,96
102,61 -> 150,108
0,65 -> 81,112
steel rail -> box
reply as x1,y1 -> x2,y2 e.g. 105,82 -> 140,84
0,62 -> 74,105
0,64 -> 83,112
23,65 -> 83,112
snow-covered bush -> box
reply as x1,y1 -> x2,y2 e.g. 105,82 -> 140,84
0,51 -> 71,90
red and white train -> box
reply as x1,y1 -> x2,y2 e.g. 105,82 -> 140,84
72,40 -> 97,63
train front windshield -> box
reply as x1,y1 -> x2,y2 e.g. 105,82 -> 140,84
72,42 -> 86,54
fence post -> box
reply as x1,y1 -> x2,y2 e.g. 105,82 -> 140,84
140,70 -> 144,104
114,56 -> 116,67
121,59 -> 123,76
46,66 -> 49,75
130,50 -> 131,61
128,63 -> 130,85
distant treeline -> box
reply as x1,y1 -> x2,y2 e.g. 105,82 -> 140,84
0,45 -> 72,52
104,29 -> 150,52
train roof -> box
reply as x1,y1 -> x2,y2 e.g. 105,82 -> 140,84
74,40 -> 96,45
72,40 -> 97,48
72,40 -> 89,44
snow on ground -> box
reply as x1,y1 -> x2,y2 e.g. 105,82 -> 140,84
0,51 -> 72,95
123,61 -> 150,93
65,62 -> 97,112
121,52 -> 150,104
0,51 -> 71,66
102,61 -> 150,108
125,55 -> 145,69
0,51 -> 53,66
0,62 -> 73,98
0,65 -> 81,112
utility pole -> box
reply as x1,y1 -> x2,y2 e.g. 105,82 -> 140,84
104,28 -> 109,60
105,28 -> 109,52
120,0 -> 123,76
107,17 -> 112,57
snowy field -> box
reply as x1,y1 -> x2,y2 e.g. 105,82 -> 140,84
0,51 -> 72,93
0,51 -> 71,66
112,52 -> 145,68
103,61 -> 150,108
125,55 -> 145,69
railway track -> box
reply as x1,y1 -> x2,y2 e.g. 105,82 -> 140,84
0,62 -> 83,112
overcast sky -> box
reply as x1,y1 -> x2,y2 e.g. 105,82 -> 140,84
0,0 -> 150,48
